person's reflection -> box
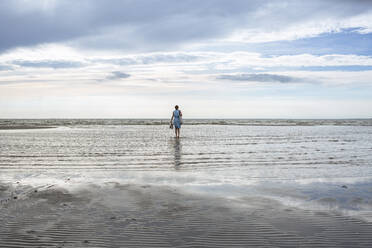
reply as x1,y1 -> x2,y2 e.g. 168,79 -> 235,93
172,138 -> 182,169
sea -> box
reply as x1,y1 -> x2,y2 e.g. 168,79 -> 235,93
1,118 -> 372,221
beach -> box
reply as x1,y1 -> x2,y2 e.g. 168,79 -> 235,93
2,0 -> 372,246
1,182 -> 372,247
1,119 -> 372,247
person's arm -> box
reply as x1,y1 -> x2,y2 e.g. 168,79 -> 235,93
179,111 -> 183,123
170,112 -> 174,123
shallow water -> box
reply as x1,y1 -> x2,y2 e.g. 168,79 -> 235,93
1,120 -> 372,220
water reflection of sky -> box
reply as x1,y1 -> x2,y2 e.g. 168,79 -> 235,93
185,180 -> 372,221
171,138 -> 182,169
1,124 -> 372,221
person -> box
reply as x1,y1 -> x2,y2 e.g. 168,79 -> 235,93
170,105 -> 182,138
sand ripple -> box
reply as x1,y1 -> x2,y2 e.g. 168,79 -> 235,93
1,184 -> 372,247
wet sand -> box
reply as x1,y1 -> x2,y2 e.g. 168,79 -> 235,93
1,181 -> 372,248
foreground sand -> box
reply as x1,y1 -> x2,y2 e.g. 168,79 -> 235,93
1,182 -> 372,248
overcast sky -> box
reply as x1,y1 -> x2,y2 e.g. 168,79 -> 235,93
1,0 -> 372,118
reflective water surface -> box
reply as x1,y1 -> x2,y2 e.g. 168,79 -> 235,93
1,120 -> 372,220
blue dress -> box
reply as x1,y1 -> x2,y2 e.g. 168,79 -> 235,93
173,110 -> 181,128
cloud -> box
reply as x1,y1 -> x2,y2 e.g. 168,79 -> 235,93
1,1 -> 372,119
94,53 -> 201,66
0,64 -> 12,71
12,60 -> 84,69
217,73 -> 300,83
106,71 -> 130,80
1,1 -> 372,52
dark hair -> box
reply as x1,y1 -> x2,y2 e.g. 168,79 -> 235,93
175,105 -> 179,110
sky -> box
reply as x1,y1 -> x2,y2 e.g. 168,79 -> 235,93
1,0 -> 372,118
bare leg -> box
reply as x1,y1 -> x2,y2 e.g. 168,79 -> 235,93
174,128 -> 177,137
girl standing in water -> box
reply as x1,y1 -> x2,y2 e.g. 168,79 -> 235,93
170,105 -> 182,138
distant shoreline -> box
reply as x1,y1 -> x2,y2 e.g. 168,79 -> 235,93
0,126 -> 55,130
1,119 -> 371,127
0,118 -> 371,120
